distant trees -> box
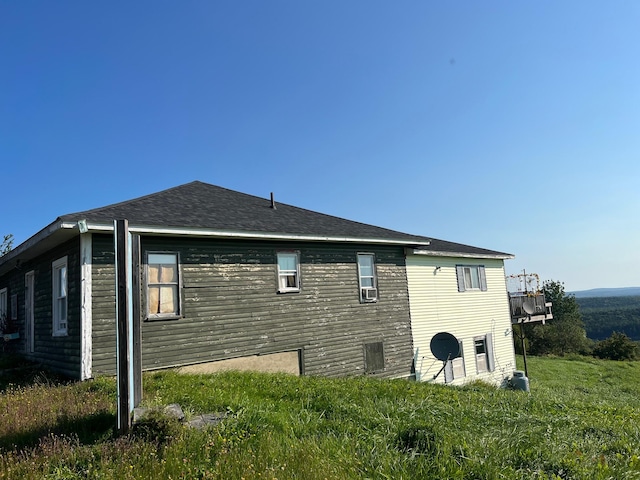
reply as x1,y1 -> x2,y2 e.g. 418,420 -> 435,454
577,296 -> 640,341
523,280 -> 591,356
0,234 -> 12,257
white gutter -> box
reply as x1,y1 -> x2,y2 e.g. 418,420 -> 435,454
407,248 -> 514,260
65,221 -> 433,247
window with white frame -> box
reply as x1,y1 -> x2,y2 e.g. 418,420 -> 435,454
52,256 -> 68,336
276,252 -> 300,293
474,334 -> 495,373
456,265 -> 487,292
0,288 -> 7,333
357,253 -> 378,302
147,252 -> 181,318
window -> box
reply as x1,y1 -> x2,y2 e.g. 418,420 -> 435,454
0,288 -> 7,333
52,256 -> 68,336
364,341 -> 385,373
474,334 -> 495,373
147,252 -> 180,318
277,252 -> 300,293
357,253 -> 378,302
456,265 -> 487,292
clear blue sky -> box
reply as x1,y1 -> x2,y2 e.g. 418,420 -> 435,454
1,1 -> 638,291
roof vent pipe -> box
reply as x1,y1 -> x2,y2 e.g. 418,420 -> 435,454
270,192 -> 276,209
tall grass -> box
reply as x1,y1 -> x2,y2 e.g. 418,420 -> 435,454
2,355 -> 640,478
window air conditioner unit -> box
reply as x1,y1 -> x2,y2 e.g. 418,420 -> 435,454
363,288 -> 378,301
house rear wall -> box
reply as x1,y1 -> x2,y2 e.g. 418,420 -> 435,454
91,235 -> 414,379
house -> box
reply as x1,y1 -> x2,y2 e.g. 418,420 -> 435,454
405,246 -> 516,386
0,181 -> 515,384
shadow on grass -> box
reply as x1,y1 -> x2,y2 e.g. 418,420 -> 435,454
0,411 -> 117,452
1,353 -> 118,452
0,353 -> 71,392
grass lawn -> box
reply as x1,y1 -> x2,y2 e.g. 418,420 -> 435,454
2,355 -> 640,479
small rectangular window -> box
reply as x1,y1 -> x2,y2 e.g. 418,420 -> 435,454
474,334 -> 494,373
277,252 -> 300,293
456,265 -> 487,292
52,256 -> 68,336
147,252 -> 180,318
474,337 -> 487,372
357,253 -> 378,302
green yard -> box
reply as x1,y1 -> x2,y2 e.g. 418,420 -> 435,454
2,355 -> 640,479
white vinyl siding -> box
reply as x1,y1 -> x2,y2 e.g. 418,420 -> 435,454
52,256 -> 68,336
406,256 -> 514,386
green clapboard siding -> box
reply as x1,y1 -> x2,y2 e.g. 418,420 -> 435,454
91,234 -> 414,379
0,237 -> 82,378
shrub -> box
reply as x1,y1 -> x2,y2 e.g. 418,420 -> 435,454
592,331 -> 638,361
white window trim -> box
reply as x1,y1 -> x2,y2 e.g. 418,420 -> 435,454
276,251 -> 301,293
146,251 -> 182,320
52,256 -> 68,337
357,253 -> 378,303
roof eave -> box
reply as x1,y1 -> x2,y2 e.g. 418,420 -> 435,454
407,248 -> 514,260
79,221 -> 432,246
0,220 -> 80,276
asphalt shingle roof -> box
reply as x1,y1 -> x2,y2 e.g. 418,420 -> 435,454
58,181 -> 511,257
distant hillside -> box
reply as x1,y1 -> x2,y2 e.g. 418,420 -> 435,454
571,287 -> 640,298
577,295 -> 640,341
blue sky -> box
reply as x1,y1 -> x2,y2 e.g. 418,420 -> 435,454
1,1 -> 638,291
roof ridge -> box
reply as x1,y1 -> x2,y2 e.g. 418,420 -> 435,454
62,180 -> 205,218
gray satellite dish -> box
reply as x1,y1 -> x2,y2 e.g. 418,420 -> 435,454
430,332 -> 460,361
522,299 -> 536,315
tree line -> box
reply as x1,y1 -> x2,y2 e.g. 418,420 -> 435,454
577,296 -> 640,341
514,280 -> 639,361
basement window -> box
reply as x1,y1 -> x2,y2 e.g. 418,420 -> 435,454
147,252 -> 181,319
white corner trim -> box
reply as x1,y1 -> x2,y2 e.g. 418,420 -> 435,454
80,233 -> 92,380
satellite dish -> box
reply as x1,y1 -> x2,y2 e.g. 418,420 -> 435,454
522,299 -> 536,315
430,332 -> 460,361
